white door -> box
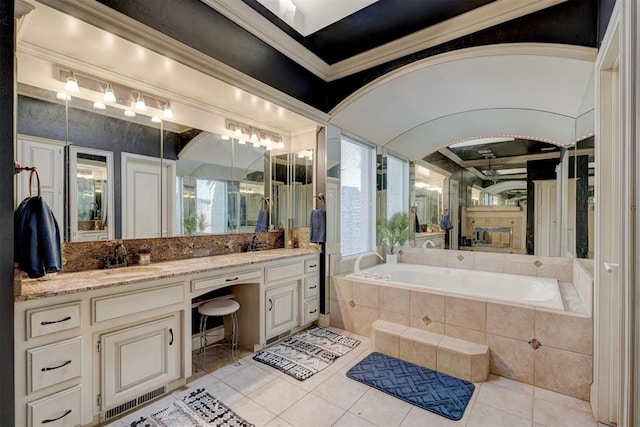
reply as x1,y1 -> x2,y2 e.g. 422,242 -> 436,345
100,314 -> 180,410
16,136 -> 65,228
122,153 -> 174,238
265,282 -> 298,339
535,179 -> 576,257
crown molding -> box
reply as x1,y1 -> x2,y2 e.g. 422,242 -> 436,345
37,0 -> 329,126
15,0 -> 36,19
201,0 -> 569,81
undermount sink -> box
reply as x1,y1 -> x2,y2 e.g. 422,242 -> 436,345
94,265 -> 162,278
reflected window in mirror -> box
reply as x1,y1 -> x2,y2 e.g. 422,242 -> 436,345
69,146 -> 114,242
385,154 -> 409,219
414,164 -> 445,232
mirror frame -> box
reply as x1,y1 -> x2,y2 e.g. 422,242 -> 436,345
69,145 -> 114,241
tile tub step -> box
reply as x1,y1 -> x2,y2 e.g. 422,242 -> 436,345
371,319 -> 489,383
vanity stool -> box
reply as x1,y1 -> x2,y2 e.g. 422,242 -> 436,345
197,299 -> 240,367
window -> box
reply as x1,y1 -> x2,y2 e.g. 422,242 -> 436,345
340,137 -> 375,256
386,154 -> 409,218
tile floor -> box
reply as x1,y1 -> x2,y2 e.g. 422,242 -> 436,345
105,327 -> 601,427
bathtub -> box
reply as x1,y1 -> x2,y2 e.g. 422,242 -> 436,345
346,263 -> 564,311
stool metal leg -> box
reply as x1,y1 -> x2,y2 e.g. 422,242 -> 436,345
199,314 -> 208,368
231,311 -> 238,360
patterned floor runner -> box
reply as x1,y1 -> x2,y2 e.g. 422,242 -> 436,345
129,388 -> 253,426
253,327 -> 361,380
346,352 -> 475,421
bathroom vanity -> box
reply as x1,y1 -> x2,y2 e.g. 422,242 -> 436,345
14,249 -> 319,426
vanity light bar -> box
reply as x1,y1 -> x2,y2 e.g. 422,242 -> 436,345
225,119 -> 284,150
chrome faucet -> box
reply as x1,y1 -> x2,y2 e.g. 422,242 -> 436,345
354,251 -> 384,274
112,243 -> 128,267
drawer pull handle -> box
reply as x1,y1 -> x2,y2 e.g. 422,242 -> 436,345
309,285 -> 317,289
42,409 -> 72,424
309,309 -> 317,314
225,277 -> 239,282
268,298 -> 273,311
308,264 -> 317,268
40,316 -> 71,326
41,360 -> 72,372
169,328 -> 174,346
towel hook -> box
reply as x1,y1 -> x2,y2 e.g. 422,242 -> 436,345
28,169 -> 41,198
14,161 -> 37,175
313,193 -> 325,208
260,196 -> 270,209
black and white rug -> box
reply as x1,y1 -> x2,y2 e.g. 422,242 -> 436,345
253,327 -> 361,381
129,388 -> 253,427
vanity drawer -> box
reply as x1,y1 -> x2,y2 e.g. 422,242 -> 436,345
27,384 -> 82,427
265,262 -> 304,283
304,258 -> 319,274
92,283 -> 184,323
304,275 -> 319,299
191,269 -> 261,292
27,302 -> 81,340
27,337 -> 82,394
303,299 -> 319,324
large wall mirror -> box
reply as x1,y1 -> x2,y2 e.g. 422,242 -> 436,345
402,135 -> 595,258
15,1 -> 317,244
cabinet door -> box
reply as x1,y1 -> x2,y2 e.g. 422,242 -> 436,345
265,282 -> 298,339
100,314 -> 180,410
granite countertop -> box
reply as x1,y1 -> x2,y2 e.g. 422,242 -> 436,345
16,248 -> 319,302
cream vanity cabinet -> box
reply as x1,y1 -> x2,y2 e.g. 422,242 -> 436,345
15,278 -> 187,427
262,254 -> 320,344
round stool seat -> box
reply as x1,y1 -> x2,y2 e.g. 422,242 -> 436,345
198,299 -> 240,317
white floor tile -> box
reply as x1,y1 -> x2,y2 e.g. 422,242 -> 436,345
534,386 -> 593,414
311,373 -> 369,410
533,398 -> 598,427
467,402 -> 532,427
204,378 -> 245,405
280,394 -> 345,427
349,388 -> 412,427
229,397 -> 278,427
334,412 -> 377,427
265,417 -> 295,427
487,374 -> 535,396
399,406 -> 462,426
248,377 -> 307,415
476,381 -> 533,420
220,363 -> 279,395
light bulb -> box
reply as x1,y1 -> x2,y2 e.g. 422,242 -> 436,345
103,85 -> 116,103
93,102 -> 106,110
151,116 -> 162,123
124,109 -> 136,117
266,146 -> 273,151
238,139 -> 246,145
65,76 -> 79,92
250,130 -> 258,143
221,135 -> 230,141
56,92 -> 71,101
135,94 -> 146,110
265,135 -> 272,145
252,141 -> 260,148
163,103 -> 173,119
234,126 -> 242,137
277,141 -> 285,149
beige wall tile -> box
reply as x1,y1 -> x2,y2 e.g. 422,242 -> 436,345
423,249 -> 448,267
537,263 -> 573,282
330,277 -> 353,303
410,291 -> 445,323
329,299 -> 353,332
373,330 -> 400,357
445,324 -> 486,345
503,254 -> 538,276
353,282 -> 380,309
446,296 -> 486,331
535,310 -> 593,355
409,317 -> 445,334
398,247 -> 422,264
380,286 -> 410,315
437,347 -> 471,381
351,305 -> 379,337
379,310 -> 410,326
487,303 -> 535,341
573,261 -> 593,316
534,346 -> 592,401
470,354 -> 490,382
447,250 -> 475,269
472,253 -> 506,273
399,337 -> 437,370
487,334 -> 534,384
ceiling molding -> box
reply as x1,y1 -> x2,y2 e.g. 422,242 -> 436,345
330,43 -> 598,117
201,0 -> 569,82
461,147 -> 594,167
15,0 -> 36,18
37,0 -> 330,126
328,0 -> 569,80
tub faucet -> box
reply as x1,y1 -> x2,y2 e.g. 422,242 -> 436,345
354,251 -> 384,274
422,239 -> 436,248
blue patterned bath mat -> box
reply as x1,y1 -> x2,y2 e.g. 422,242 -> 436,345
253,327 -> 361,380
346,352 -> 475,421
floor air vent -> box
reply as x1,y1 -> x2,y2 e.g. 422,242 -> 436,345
266,330 -> 291,345
102,385 -> 166,421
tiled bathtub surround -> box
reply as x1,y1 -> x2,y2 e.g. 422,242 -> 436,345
330,251 -> 594,401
